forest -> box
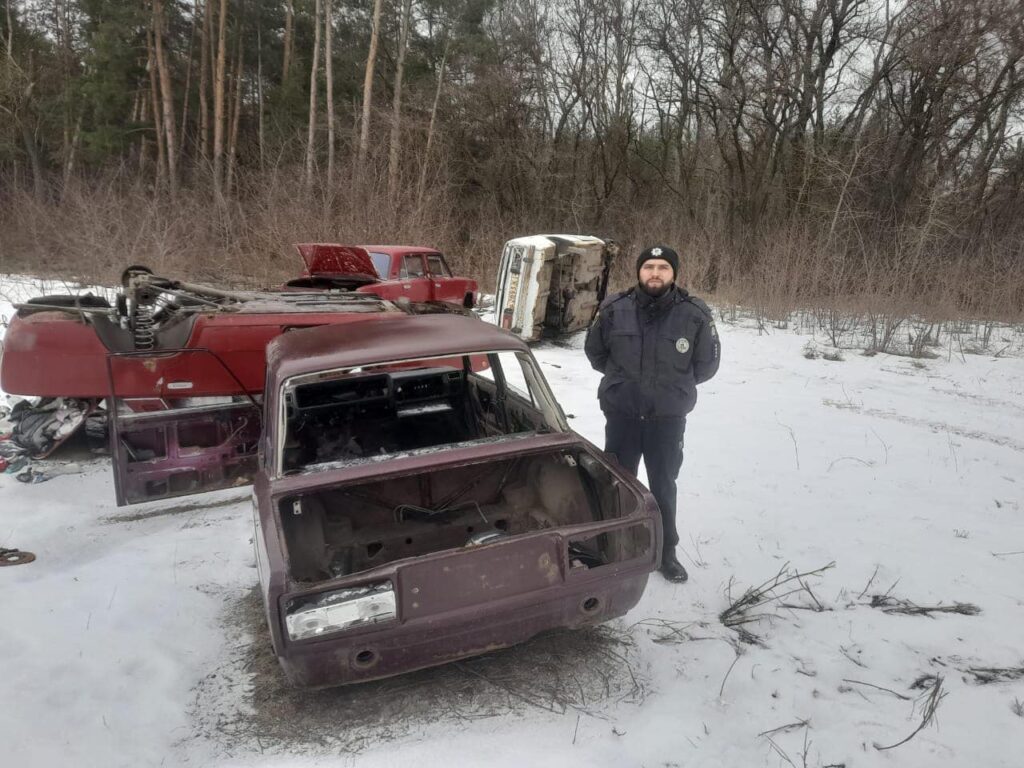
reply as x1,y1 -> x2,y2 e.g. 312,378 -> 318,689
1,0 -> 1022,317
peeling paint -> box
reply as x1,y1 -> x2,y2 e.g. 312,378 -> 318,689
537,552 -> 559,583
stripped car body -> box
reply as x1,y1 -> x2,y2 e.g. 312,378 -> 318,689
493,235 -> 618,342
110,313 -> 661,687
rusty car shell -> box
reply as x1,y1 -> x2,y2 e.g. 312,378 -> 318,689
248,314 -> 662,687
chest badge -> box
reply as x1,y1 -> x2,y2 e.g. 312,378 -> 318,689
675,338 -> 690,354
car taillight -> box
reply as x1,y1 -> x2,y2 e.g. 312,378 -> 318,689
284,582 -> 396,641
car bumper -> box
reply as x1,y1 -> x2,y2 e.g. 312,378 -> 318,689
275,567 -> 651,688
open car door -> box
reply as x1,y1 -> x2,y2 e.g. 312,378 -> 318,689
107,349 -> 262,506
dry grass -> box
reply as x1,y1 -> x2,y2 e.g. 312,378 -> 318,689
867,595 -> 982,617
872,675 -> 947,751
2,169 -> 1023,323
965,666 -> 1024,685
718,562 -> 836,646
186,587 -> 649,757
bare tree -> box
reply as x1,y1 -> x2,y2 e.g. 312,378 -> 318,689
358,0 -> 385,166
388,0 -> 413,198
282,0 -> 294,85
152,0 -> 178,195
145,26 -> 167,187
418,37 -> 449,208
213,0 -> 229,203
226,19 -> 244,196
198,0 -> 211,163
325,0 -> 335,181
305,0 -> 323,188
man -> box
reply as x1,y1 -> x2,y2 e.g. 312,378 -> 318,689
584,245 -> 720,582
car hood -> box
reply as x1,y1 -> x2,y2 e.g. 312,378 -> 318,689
295,244 -> 380,278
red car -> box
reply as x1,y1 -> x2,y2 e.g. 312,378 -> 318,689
0,247 -> 477,401
287,244 -> 477,308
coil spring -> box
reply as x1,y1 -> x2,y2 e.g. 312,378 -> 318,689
133,304 -> 155,350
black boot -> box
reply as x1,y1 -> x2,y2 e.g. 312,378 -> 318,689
660,549 -> 688,583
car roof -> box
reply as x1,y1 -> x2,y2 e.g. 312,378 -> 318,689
266,313 -> 529,382
360,245 -> 443,257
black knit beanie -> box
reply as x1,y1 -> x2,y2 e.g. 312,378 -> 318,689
636,245 -> 679,280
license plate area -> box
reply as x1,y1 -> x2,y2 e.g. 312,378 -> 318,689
398,535 -> 563,617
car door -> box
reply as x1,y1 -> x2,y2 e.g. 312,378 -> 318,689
106,349 -> 262,506
425,253 -> 455,302
398,254 -> 432,302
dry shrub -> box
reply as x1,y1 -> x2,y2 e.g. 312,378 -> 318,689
1,167 -> 1021,324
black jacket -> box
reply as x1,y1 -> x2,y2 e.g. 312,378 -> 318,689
584,285 -> 720,418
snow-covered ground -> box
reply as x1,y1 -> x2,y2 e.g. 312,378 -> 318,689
2,277 -> 1023,767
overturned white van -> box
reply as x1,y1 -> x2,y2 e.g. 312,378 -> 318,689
493,235 -> 618,342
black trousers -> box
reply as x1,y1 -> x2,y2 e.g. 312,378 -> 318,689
604,415 -> 686,551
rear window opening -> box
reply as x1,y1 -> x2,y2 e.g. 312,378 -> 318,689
280,351 -> 565,474
279,449 -> 643,584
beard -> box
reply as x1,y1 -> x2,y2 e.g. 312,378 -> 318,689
640,278 -> 671,297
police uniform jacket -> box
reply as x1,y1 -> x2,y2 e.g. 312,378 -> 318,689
584,285 -> 720,418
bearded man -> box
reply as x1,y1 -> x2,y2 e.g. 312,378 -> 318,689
584,246 -> 720,582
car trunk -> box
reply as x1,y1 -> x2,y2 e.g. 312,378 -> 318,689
278,447 -> 648,585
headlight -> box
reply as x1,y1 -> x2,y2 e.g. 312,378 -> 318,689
284,582 -> 396,641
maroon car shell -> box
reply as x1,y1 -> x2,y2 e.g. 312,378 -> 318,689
252,313 -> 662,687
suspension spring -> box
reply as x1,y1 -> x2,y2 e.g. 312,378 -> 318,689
133,304 -> 155,351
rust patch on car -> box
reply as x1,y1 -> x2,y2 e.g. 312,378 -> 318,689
538,552 -> 559,583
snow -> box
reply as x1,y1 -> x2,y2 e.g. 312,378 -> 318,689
2,276 -> 1024,767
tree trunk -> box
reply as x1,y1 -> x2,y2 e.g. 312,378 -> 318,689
61,111 -> 82,191
199,0 -> 211,163
153,0 -> 178,196
304,0 -> 323,187
257,24 -> 264,171
21,122 -> 45,202
417,38 -> 447,209
213,0 -> 229,203
179,3 -> 198,156
137,85 -> 150,173
56,0 -> 73,174
388,0 -> 412,199
325,0 -> 335,181
226,30 -> 244,197
282,0 -> 294,85
5,0 -> 12,61
146,28 -> 167,187
358,0 -> 384,166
